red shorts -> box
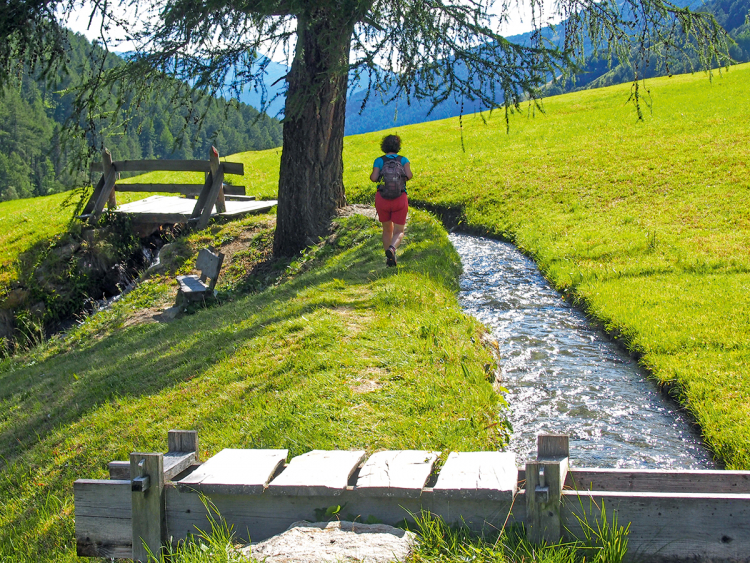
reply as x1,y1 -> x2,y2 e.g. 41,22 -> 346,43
375,192 -> 408,225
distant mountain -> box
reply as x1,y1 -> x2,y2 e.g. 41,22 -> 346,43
232,0 -> 746,136
0,32 -> 283,202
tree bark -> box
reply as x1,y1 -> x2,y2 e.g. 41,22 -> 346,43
273,9 -> 352,256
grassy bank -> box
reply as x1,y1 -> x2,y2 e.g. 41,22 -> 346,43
0,210 -> 507,560
201,63 -> 748,469
0,59 -> 748,560
135,63 -> 750,467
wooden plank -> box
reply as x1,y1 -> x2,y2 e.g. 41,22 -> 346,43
538,434 -> 569,460
74,479 -> 131,558
356,450 -> 439,498
567,468 -> 750,494
190,165 -> 216,221
526,458 -> 568,544
131,453 -> 165,562
88,167 -> 117,224
433,452 -> 517,500
92,159 -> 244,175
115,184 -> 246,196
195,163 -> 224,230
209,148 -> 227,214
217,200 -> 278,216
562,490 -> 750,561
164,452 -> 197,482
103,149 -> 117,209
176,275 -> 209,296
268,450 -> 366,496
168,430 -> 199,455
82,173 -> 106,216
165,487 -> 512,544
224,194 -> 255,201
178,449 -> 288,495
121,213 -> 193,225
109,461 -> 130,480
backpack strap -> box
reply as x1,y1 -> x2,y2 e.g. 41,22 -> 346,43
381,154 -> 403,164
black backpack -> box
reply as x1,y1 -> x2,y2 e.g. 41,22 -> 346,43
378,155 -> 406,199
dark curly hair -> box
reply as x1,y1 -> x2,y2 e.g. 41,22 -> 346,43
380,134 -> 401,154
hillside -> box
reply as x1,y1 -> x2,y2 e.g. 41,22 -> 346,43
0,60 -> 748,560
0,31 -> 282,202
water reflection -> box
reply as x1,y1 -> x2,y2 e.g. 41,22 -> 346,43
450,233 -> 715,469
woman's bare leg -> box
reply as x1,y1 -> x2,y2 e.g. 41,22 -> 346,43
382,221 -> 394,250
390,223 -> 405,249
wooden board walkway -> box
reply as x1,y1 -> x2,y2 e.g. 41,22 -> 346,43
74,431 -> 750,562
113,195 -> 277,224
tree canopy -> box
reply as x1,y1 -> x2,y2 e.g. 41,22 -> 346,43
1,0 -> 733,253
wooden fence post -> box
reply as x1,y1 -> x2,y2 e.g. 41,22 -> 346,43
104,150 -> 118,210
526,434 -> 569,544
130,452 -> 165,562
168,429 -> 198,457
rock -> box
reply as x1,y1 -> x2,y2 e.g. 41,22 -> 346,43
2,288 -> 30,309
51,242 -> 81,261
29,302 -> 46,319
157,306 -> 181,322
243,521 -> 416,563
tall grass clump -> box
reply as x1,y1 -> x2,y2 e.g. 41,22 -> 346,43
408,507 -> 628,563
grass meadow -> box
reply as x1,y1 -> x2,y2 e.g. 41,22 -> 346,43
131,61 -> 750,469
0,62 -> 748,559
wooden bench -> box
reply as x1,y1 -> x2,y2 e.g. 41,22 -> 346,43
176,248 -> 224,301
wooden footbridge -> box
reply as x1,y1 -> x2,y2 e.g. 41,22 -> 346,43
74,430 -> 750,562
80,147 -> 277,231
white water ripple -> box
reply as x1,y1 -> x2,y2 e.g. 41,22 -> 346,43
450,233 -> 716,469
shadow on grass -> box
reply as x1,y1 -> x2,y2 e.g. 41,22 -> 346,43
0,212 -> 455,463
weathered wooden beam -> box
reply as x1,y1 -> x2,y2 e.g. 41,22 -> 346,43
178,449 -> 288,495
209,148 -> 226,214
74,479 -> 132,558
130,453 -> 165,562
224,194 -> 256,201
91,159 -> 244,175
567,468 -> 750,494
356,450 -> 439,498
115,184 -> 246,196
168,430 -> 199,455
526,434 -> 569,544
82,174 -> 106,216
88,167 -> 118,225
115,212 -> 196,225
562,490 -> 750,561
268,450 -> 366,497
433,451 -> 517,501
109,461 -> 130,480
194,148 -> 225,231
103,150 -> 117,210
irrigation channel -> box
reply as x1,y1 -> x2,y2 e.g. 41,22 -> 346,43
449,233 -> 716,469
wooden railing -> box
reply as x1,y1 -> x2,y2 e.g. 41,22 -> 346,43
80,147 -> 245,230
74,430 -> 750,562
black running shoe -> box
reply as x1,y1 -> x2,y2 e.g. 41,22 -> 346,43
385,245 -> 397,267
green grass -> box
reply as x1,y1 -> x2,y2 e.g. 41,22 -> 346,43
1,61 -> 749,560
187,62 -> 750,469
0,211 -> 507,560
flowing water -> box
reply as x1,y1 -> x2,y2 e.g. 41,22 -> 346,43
450,233 -> 716,469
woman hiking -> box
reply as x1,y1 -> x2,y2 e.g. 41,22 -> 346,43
370,134 -> 413,267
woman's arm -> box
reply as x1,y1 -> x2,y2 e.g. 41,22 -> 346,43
403,162 -> 413,180
370,167 -> 381,182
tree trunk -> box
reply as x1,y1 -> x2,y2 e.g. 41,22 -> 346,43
273,9 -> 352,256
